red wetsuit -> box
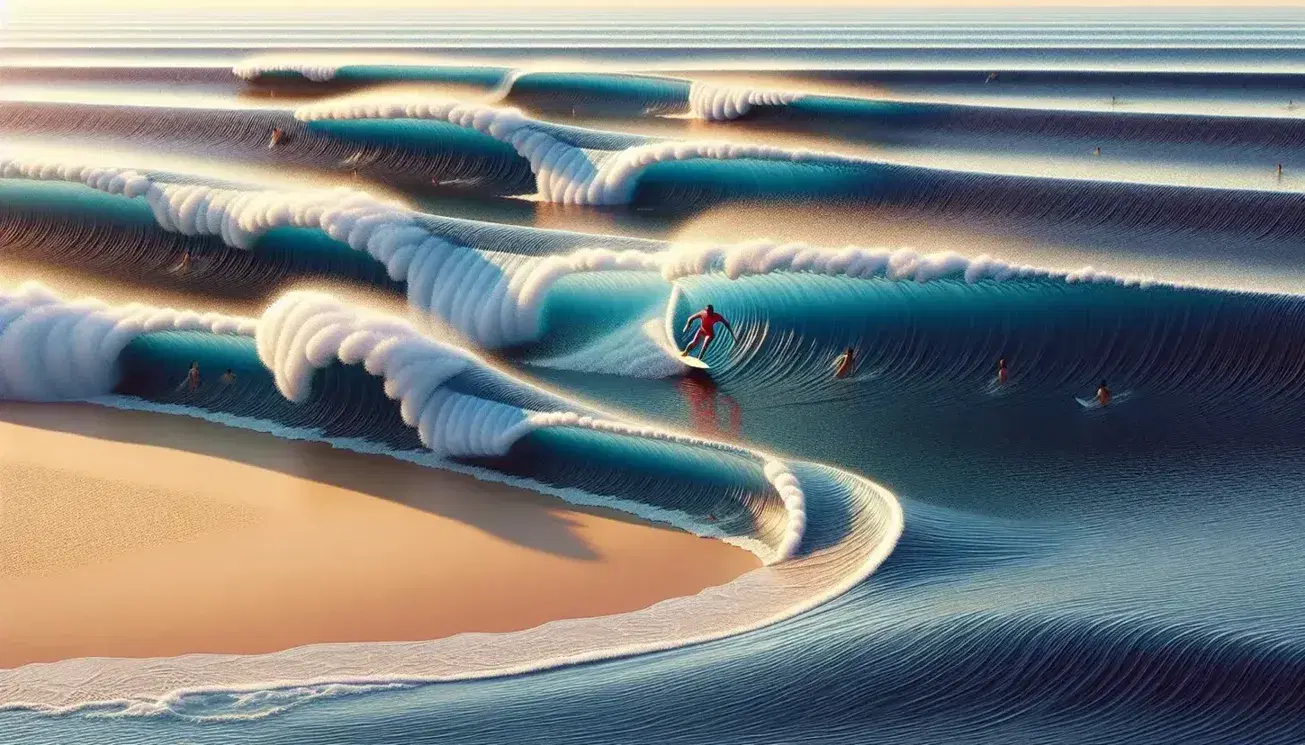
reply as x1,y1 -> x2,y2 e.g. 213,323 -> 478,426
688,309 -> 726,338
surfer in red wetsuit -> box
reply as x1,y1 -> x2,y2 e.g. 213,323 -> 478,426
681,304 -> 735,359
997,357 -> 1008,385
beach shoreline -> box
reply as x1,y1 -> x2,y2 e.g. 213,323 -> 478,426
0,401 -> 758,668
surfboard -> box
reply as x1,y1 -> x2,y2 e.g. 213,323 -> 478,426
679,354 -> 711,370
1075,396 -> 1100,409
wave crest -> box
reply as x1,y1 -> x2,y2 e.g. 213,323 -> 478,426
688,82 -> 804,121
0,282 -> 254,401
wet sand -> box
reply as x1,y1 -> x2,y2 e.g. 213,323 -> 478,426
0,402 -> 758,668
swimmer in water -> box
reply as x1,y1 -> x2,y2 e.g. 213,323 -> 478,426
681,304 -> 735,359
834,347 -> 855,379
997,357 -> 1008,385
1096,379 -> 1112,407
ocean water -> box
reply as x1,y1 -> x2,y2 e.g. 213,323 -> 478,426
3,9 -> 1305,744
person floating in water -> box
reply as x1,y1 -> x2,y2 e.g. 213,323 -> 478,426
186,361 -> 201,392
1096,379 -> 1112,407
834,347 -> 856,379
681,304 -> 735,359
219,369 -> 236,385
997,357 -> 1008,385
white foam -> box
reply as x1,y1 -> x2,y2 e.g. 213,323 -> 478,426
0,281 -> 255,402
687,82 -> 804,121
233,57 -> 339,83
659,241 -> 1160,288
257,292 -> 526,458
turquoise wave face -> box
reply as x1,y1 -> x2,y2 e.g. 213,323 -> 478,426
333,64 -> 511,88
534,271 -> 671,356
507,72 -> 691,116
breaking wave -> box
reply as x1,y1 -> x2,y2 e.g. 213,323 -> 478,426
0,282 -> 905,715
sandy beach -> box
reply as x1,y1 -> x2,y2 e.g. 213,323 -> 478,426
0,402 -> 758,668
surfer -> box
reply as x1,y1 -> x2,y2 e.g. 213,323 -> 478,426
219,369 -> 236,385
681,304 -> 734,359
269,127 -> 284,148
186,361 -> 201,392
985,72 -> 999,84
997,357 -> 1008,385
834,347 -> 855,379
1094,146 -> 1102,157
1096,379 -> 1112,407
177,249 -> 191,274
1277,163 -> 1284,177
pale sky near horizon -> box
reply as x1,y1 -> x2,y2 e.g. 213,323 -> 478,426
5,0 -> 1305,11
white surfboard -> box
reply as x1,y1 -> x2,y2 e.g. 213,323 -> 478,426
679,354 -> 711,370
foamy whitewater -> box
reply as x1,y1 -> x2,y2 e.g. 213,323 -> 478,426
5,11 -> 1305,745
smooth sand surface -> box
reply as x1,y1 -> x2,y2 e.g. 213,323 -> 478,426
0,402 -> 758,668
